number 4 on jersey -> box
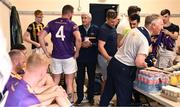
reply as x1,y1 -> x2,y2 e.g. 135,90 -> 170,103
55,26 -> 65,41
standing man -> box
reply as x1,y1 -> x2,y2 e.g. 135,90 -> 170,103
75,13 -> 99,105
156,9 -> 179,68
99,14 -> 164,106
23,10 -> 45,53
38,5 -> 81,103
129,13 -> 140,29
98,9 -> 118,92
116,5 -> 141,47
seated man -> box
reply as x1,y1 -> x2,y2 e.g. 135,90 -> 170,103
5,53 -> 71,107
3,49 -> 26,93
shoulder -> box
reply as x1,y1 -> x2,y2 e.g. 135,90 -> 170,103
40,23 -> 44,26
91,24 -> 99,30
29,22 -> 35,26
78,25 -> 83,29
170,23 -> 179,30
11,73 -> 22,80
48,18 -> 60,25
130,28 -> 148,43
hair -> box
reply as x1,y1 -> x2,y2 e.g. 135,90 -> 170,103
145,14 -> 160,27
34,10 -> 43,16
9,49 -> 24,62
26,53 -> 49,70
161,9 -> 171,16
81,12 -> 92,19
62,5 -> 74,15
129,13 -> 140,23
11,44 -> 26,51
127,5 -> 141,16
106,9 -> 117,19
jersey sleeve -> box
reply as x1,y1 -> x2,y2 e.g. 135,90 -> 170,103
175,25 -> 179,34
26,24 -> 32,33
72,22 -> 79,32
98,28 -> 108,42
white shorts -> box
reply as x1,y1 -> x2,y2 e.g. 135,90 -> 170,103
51,57 -> 77,74
32,48 -> 44,54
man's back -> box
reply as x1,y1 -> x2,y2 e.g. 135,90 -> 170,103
44,18 -> 78,59
115,28 -> 149,66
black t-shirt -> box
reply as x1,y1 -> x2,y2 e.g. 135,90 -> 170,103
98,23 -> 117,56
164,23 -> 179,34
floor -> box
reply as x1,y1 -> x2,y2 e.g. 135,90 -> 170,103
73,92 -> 165,107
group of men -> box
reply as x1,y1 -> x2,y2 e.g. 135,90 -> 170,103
1,3 -> 179,106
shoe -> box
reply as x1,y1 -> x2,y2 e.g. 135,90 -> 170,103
74,100 -> 82,106
81,96 -> 89,103
89,99 -> 94,105
68,93 -> 74,104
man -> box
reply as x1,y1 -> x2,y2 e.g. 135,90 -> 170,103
156,9 -> 179,68
5,53 -> 71,107
116,5 -> 141,46
98,9 -> 117,92
129,13 -> 140,29
3,50 -> 26,93
39,5 -> 81,103
127,5 -> 141,17
118,13 -> 141,47
23,10 -> 45,53
75,13 -> 99,105
99,14 -> 164,106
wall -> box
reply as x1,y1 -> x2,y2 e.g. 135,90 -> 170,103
0,1 -> 10,51
4,0 -> 180,52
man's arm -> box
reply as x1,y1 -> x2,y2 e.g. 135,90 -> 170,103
38,30 -> 50,57
73,31 -> 82,59
135,54 -> 148,68
98,40 -> 112,61
23,31 -> 40,48
162,29 -> 179,40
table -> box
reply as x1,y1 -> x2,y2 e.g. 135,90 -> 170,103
134,87 -> 180,107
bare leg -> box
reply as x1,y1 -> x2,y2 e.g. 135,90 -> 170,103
65,73 -> 75,103
53,74 -> 61,85
101,80 -> 106,95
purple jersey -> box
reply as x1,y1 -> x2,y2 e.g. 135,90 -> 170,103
5,79 -> 40,106
44,18 -> 79,59
3,72 -> 21,93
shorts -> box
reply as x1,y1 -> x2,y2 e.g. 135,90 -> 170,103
32,48 -> 44,54
51,57 -> 77,74
98,54 -> 108,80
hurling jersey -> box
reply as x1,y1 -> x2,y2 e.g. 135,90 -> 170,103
44,18 -> 79,59
5,79 -> 40,106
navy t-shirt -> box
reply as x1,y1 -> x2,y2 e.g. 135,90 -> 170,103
98,23 -> 117,56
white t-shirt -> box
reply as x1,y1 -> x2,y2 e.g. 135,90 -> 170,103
115,28 -> 149,66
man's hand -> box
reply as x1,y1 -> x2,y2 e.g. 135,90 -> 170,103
81,41 -> 92,48
35,43 -> 41,48
44,51 -> 51,58
162,29 -> 170,36
74,51 -> 79,59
